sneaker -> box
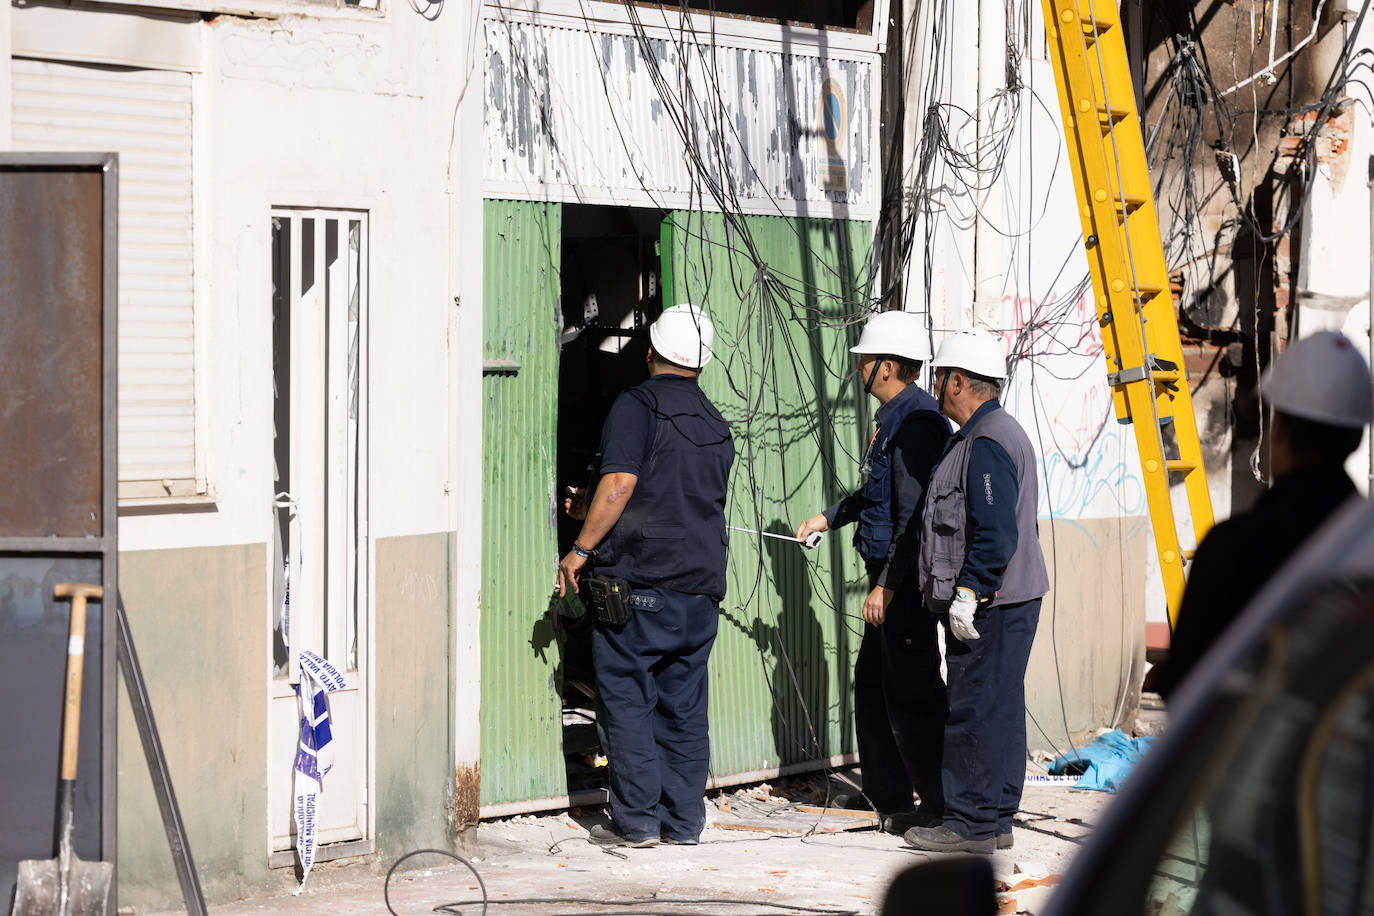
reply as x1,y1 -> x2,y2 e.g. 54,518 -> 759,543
588,824 -> 659,848
902,824 -> 995,855
997,831 -> 1013,850
660,834 -> 700,846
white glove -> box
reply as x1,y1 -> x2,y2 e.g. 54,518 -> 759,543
948,587 -> 981,642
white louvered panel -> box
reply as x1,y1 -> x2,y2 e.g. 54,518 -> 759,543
11,57 -> 196,483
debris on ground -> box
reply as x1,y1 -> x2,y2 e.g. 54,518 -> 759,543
140,770 -> 1113,916
707,774 -> 877,835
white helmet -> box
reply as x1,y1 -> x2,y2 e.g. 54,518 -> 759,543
849,310 -> 933,363
932,328 -> 1007,381
1262,330 -> 1373,428
650,303 -> 715,369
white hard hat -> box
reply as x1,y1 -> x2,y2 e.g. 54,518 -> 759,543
849,311 -> 933,363
650,303 -> 715,369
1262,330 -> 1373,428
932,328 -> 1007,381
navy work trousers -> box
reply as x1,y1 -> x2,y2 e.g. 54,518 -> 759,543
854,567 -> 948,815
941,597 -> 1042,840
592,585 -> 720,842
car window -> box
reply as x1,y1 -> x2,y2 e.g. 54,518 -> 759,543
1141,580 -> 1374,916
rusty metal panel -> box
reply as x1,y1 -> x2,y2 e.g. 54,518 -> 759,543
483,17 -> 876,218
0,153 -> 119,915
664,211 -> 871,779
0,167 -> 104,538
479,199 -> 565,806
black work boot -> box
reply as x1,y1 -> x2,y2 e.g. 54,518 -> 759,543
902,824 -> 995,854
880,805 -> 943,835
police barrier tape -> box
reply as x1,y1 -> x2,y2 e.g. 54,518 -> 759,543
293,650 -> 347,895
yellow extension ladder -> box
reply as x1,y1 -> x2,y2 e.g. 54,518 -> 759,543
1041,0 -> 1215,625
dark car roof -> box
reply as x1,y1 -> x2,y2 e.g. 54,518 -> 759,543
1043,494 -> 1374,915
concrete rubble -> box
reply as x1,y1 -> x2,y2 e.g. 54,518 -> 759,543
138,772 -> 1113,916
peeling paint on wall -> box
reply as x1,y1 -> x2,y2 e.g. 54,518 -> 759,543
213,17 -> 414,96
454,763 -> 480,828
482,17 -> 875,217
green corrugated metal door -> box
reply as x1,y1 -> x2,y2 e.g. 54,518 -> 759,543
662,212 -> 873,779
480,200 -> 564,806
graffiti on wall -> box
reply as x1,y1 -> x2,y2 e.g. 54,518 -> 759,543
997,292 -> 1147,522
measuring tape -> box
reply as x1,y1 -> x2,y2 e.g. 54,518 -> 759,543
726,525 -> 825,549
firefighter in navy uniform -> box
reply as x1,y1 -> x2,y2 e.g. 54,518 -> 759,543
905,328 -> 1049,855
795,310 -> 952,834
556,303 -> 734,848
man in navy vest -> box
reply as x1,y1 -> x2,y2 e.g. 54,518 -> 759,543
556,303 -> 735,848
796,310 -> 952,834
906,328 -> 1049,854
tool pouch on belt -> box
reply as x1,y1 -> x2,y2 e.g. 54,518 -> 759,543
586,576 -> 633,626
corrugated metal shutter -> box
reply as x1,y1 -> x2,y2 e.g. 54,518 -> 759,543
477,206 -> 874,814
11,58 -> 196,484
479,199 -> 565,807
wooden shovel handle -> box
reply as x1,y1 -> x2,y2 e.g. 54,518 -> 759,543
54,584 -> 103,781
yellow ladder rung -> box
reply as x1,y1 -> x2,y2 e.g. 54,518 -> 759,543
1114,193 -> 1149,216
1183,549 -> 1197,561
1059,3 -> 1120,36
1096,104 -> 1131,129
1166,459 -> 1197,473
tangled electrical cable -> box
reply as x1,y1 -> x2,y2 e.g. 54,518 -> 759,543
487,0 -> 1165,796
382,847 -> 864,916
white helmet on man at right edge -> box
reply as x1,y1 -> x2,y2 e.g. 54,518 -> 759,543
1262,330 -> 1373,428
933,328 -> 1008,381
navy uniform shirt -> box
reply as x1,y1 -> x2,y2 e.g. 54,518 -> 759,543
825,393 -> 950,590
949,399 -> 1021,599
593,373 -> 734,597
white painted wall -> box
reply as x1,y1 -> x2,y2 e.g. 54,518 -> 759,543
11,0 -> 488,794
902,0 -> 980,335
1297,11 -> 1374,495
0,3 -> 14,149
450,0 -> 487,785
80,5 -> 477,554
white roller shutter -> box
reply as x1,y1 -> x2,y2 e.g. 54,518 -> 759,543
12,58 -> 197,486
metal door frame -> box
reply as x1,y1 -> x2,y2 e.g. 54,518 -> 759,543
265,206 -> 375,865
0,152 -> 120,879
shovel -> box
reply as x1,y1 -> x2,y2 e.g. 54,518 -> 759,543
12,583 -> 114,916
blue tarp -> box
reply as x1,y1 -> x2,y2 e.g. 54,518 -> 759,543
1048,729 -> 1156,792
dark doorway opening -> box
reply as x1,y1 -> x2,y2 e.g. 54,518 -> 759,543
554,204 -> 667,801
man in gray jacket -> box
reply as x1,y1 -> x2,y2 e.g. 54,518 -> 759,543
904,329 -> 1049,855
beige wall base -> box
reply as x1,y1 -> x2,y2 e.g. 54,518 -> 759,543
117,544 -> 274,910
115,532 -> 456,910
1025,515 -> 1150,756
